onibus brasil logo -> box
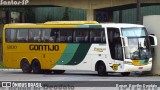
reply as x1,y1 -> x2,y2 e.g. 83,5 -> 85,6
1,82 -> 42,88
0,0 -> 29,5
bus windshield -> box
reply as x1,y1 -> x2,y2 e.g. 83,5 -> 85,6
122,28 -> 151,60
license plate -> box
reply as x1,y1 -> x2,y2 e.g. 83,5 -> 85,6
139,67 -> 143,69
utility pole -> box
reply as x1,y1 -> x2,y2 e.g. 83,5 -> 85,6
5,9 -> 11,23
136,0 -> 141,24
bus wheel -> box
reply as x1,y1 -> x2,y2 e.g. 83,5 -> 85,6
20,59 -> 32,73
121,72 -> 130,76
53,70 -> 65,74
97,62 -> 107,76
31,60 -> 41,74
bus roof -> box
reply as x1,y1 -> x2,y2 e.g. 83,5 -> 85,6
101,23 -> 144,28
4,22 -> 144,29
3,21 -> 99,28
44,21 -> 99,25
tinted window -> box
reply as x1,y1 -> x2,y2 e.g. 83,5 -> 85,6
90,28 -> 106,43
74,29 -> 89,43
107,28 -> 123,60
29,29 -> 41,42
41,29 -> 51,42
50,29 -> 60,42
17,29 -> 28,42
6,29 -> 17,42
5,28 -> 106,43
60,29 -> 73,43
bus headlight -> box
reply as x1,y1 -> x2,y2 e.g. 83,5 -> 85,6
124,61 -> 132,65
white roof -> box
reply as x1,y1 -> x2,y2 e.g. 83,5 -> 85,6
100,23 -> 144,28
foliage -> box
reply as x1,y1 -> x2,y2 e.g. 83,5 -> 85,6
0,62 -> 5,68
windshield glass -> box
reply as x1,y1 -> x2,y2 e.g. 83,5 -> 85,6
122,28 -> 151,60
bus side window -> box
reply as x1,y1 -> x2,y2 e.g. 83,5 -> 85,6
90,28 -> 106,43
84,30 -> 89,43
5,29 -> 17,42
17,29 -> 28,42
90,29 -> 101,43
5,29 -> 11,42
41,29 -> 51,42
60,29 -> 73,43
74,29 -> 89,43
50,36 -> 54,42
68,36 -> 72,42
75,31 -> 83,43
29,31 -> 34,42
50,29 -> 60,42
101,31 -> 106,43
56,31 -> 60,42
29,29 -> 41,42
90,31 -> 93,42
60,29 -> 67,42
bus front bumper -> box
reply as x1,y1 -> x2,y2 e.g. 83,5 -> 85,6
123,63 -> 152,72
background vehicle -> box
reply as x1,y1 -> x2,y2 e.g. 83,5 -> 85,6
3,21 -> 157,76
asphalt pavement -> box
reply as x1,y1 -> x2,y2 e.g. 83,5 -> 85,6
0,69 -> 159,81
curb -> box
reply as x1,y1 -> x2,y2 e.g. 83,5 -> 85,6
0,69 -> 21,71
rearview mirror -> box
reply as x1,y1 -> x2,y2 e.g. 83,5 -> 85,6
149,34 -> 157,47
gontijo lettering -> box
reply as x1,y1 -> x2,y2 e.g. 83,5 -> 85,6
29,45 -> 59,51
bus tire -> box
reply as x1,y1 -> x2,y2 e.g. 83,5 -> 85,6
53,70 -> 65,74
20,59 -> 32,73
31,60 -> 41,74
121,72 -> 130,76
97,62 -> 107,76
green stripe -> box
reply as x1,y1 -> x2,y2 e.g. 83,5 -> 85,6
140,59 -> 149,64
89,25 -> 102,28
66,43 -> 91,65
56,44 -> 79,65
144,59 -> 149,63
77,25 -> 102,28
77,25 -> 90,28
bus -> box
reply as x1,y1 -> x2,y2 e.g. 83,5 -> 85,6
3,21 -> 157,76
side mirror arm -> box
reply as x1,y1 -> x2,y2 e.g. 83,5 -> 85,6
149,34 -> 157,47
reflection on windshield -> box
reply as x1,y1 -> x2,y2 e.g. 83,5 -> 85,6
122,28 -> 146,37
122,28 -> 151,60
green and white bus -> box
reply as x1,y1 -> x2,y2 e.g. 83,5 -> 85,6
3,21 -> 157,76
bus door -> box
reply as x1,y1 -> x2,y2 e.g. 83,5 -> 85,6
107,28 -> 124,72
